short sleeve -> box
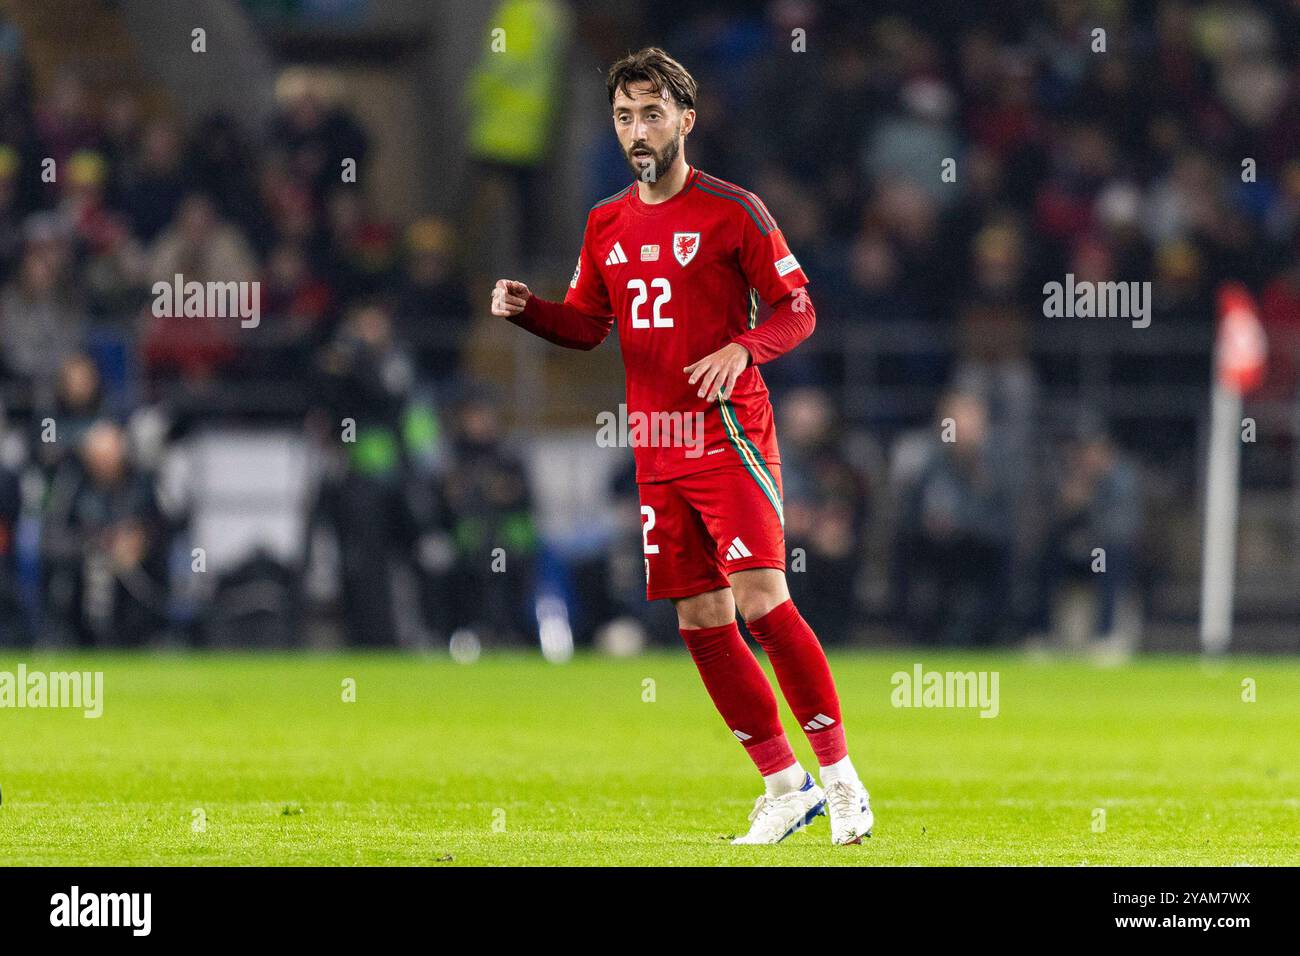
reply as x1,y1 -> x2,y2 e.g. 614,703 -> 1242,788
737,195 -> 809,305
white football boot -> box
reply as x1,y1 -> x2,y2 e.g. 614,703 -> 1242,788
731,772 -> 826,844
824,778 -> 874,845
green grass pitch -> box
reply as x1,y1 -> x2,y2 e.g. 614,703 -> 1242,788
1,650 -> 1297,865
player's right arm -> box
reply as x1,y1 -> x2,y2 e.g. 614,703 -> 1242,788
491,216 -> 614,351
490,279 -> 613,351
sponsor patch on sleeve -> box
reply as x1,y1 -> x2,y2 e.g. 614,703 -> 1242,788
774,254 -> 801,277
570,257 -> 581,289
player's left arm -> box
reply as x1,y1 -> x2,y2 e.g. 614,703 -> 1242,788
684,199 -> 814,401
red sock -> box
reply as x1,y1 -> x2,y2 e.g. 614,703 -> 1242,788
679,621 -> 796,776
745,599 -> 848,766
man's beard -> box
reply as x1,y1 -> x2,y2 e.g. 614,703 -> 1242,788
627,129 -> 681,182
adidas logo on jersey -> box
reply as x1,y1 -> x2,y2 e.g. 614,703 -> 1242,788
605,242 -> 628,266
803,713 -> 836,732
725,537 -> 752,561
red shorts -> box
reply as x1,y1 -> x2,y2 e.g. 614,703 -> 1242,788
638,463 -> 786,601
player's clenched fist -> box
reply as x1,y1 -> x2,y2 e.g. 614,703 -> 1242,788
491,279 -> 531,317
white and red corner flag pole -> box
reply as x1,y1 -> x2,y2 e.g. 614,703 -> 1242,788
1200,283 -> 1267,654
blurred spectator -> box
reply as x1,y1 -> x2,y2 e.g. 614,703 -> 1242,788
270,69 -> 369,206
35,70 -> 101,175
1027,426 -> 1142,646
867,176 -> 950,319
185,113 -> 266,248
0,223 -> 84,407
314,299 -> 426,646
33,353 -> 104,478
321,186 -> 397,304
147,192 -> 257,285
100,91 -> 142,186
395,216 -> 473,389
40,420 -> 168,645
59,150 -> 146,317
465,0 -> 571,274
141,193 -> 256,382
237,238 -> 337,392
438,388 -> 537,646
862,77 -> 961,208
951,298 -> 1038,480
894,390 -> 1015,646
116,118 -> 188,244
780,388 -> 871,644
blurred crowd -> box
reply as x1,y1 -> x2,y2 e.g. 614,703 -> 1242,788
0,14 -> 518,646
1,0 -> 1297,649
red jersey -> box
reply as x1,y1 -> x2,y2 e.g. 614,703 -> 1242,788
564,167 -> 810,483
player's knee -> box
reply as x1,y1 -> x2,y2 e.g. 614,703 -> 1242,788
674,588 -> 735,630
731,570 -> 790,623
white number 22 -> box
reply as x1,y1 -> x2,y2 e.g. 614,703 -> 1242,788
628,278 -> 673,329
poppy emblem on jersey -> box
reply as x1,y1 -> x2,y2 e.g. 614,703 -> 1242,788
673,232 -> 700,267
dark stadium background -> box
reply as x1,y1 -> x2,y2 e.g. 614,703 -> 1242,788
0,0 -> 1296,656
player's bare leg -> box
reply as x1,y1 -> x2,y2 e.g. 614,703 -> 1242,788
731,568 -> 874,844
673,586 -> 826,843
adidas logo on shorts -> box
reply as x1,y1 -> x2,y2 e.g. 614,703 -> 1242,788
725,537 -> 752,561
